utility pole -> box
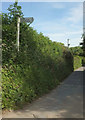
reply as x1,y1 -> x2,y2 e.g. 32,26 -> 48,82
67,39 -> 70,48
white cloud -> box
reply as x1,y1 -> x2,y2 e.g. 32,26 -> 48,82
66,31 -> 83,35
51,3 -> 65,9
69,37 -> 83,47
46,31 -> 82,37
32,22 -> 66,32
44,33 -> 67,46
44,30 -> 82,47
45,31 -> 82,39
0,2 -> 2,11
66,4 -> 83,23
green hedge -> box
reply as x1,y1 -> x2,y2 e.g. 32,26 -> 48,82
2,34 -> 74,110
2,2 -> 74,110
74,56 -> 82,70
82,57 -> 85,66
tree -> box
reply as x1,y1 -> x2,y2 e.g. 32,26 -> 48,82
2,2 -> 24,64
80,34 -> 85,57
7,2 -> 23,23
70,46 -> 83,56
83,35 -> 85,57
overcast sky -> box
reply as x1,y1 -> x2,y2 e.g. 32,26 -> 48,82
2,2 -> 83,47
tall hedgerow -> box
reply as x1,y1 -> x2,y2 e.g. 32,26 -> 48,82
2,2 -> 73,110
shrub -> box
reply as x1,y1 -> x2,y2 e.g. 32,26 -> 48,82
82,57 -> 85,66
74,56 -> 82,70
2,2 -> 74,110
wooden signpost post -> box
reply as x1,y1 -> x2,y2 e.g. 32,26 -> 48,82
16,16 -> 34,51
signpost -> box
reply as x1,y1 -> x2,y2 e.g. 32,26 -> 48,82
17,15 -> 20,52
21,17 -> 34,24
16,16 -> 34,51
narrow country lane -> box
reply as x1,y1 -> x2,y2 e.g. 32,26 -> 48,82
2,67 -> 84,118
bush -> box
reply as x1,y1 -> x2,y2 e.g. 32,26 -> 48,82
2,39 -> 74,110
82,57 -> 85,66
2,2 -> 74,110
74,56 -> 82,70
70,46 -> 83,56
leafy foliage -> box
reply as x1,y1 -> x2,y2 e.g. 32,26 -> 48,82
73,56 -> 82,70
80,34 -> 85,65
2,2 -> 74,110
80,34 -> 85,57
70,46 -> 83,56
